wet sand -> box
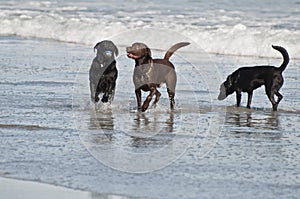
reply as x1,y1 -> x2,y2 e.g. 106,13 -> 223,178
0,36 -> 299,199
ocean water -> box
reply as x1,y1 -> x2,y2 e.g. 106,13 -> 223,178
1,1 -> 300,199
1,0 -> 300,58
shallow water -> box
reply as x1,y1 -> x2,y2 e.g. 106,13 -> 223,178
0,37 -> 300,198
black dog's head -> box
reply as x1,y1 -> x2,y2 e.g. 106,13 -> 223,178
126,42 -> 152,60
94,40 -> 118,62
218,75 -> 235,100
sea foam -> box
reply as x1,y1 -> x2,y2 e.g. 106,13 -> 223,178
1,0 -> 299,59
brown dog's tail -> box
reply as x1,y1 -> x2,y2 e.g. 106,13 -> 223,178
272,45 -> 289,72
164,42 -> 190,60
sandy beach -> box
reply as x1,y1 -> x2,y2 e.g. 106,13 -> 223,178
0,35 -> 299,199
1,1 -> 300,198
0,177 -> 93,199
0,176 -> 143,199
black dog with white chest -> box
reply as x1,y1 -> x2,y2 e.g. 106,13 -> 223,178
218,45 -> 289,111
89,40 -> 118,103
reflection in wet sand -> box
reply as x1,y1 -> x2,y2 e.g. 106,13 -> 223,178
88,108 -> 177,148
224,107 -> 283,139
133,112 -> 174,135
131,112 -> 175,148
80,105 -> 204,172
88,107 -> 115,143
225,108 -> 279,129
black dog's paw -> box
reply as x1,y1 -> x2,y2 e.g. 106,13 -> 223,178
95,96 -> 100,102
101,96 -> 109,103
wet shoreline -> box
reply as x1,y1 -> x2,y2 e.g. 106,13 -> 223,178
0,36 -> 299,199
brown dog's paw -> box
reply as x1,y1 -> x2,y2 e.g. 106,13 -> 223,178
142,104 -> 149,112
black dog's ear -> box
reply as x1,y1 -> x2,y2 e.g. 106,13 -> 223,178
226,75 -> 233,87
94,41 -> 103,53
112,42 -> 119,57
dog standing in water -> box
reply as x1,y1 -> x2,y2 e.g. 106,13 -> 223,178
89,40 -> 118,103
126,42 -> 190,112
218,45 -> 289,111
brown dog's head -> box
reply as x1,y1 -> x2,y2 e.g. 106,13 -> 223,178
126,42 -> 152,60
218,75 -> 235,100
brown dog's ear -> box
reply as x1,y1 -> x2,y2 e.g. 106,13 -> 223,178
146,47 -> 151,57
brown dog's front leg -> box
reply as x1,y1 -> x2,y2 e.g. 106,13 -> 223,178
152,90 -> 161,108
142,87 -> 156,112
135,89 -> 142,111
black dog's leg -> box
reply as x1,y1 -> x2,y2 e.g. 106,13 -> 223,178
101,81 -> 113,103
95,88 -> 100,102
101,85 -> 109,102
266,91 -> 278,111
236,91 -> 242,107
247,92 -> 253,109
265,86 -> 281,111
271,91 -> 283,111
167,88 -> 175,111
90,81 -> 96,102
101,92 -> 109,103
275,91 -> 283,104
135,89 -> 142,111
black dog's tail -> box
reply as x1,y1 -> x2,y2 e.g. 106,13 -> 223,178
164,42 -> 190,60
272,45 -> 289,72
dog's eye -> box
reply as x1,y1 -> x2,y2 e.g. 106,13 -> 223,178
104,50 -> 113,56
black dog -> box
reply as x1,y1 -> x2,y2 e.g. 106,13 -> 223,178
89,40 -> 118,103
218,45 -> 289,111
126,42 -> 190,112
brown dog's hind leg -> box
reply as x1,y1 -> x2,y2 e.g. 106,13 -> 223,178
135,89 -> 142,111
167,88 -> 175,111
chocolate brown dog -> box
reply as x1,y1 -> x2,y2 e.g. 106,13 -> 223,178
89,40 -> 118,103
126,42 -> 190,112
218,45 -> 289,111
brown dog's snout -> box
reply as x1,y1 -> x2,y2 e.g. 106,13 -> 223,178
126,46 -> 132,53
